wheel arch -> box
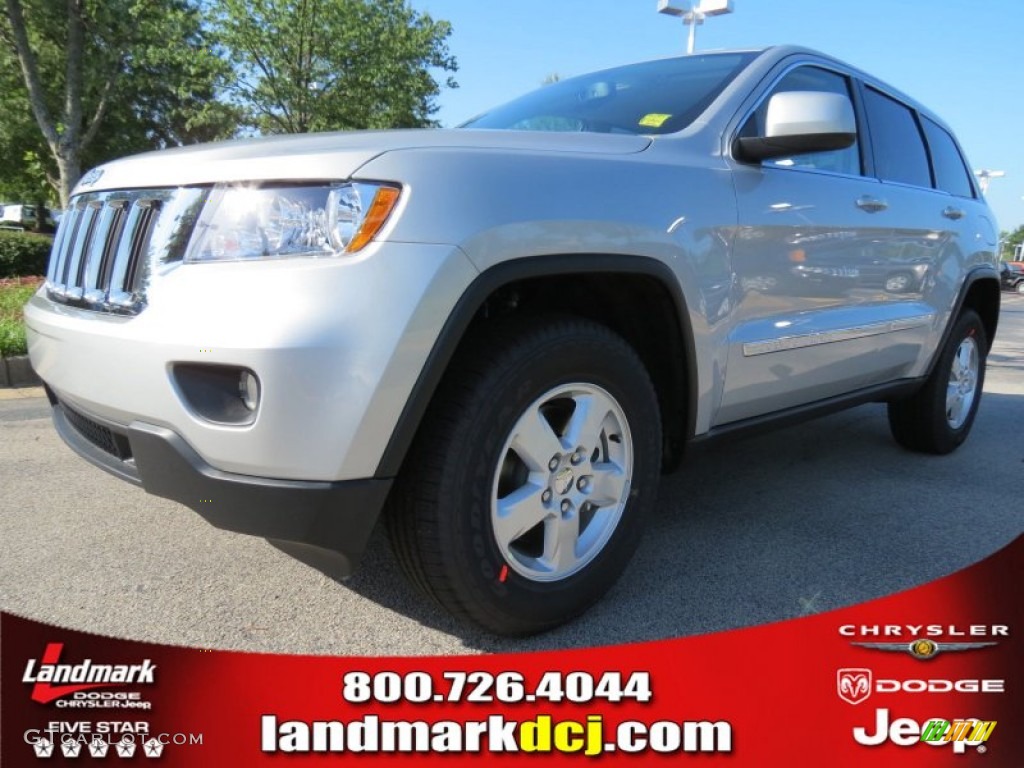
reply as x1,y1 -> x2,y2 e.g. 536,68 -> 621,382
937,268 -> 1000,366
374,255 -> 698,478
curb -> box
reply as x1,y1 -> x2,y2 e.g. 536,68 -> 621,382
1,355 -> 42,388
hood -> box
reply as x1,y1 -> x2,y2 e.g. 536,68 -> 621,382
74,129 -> 653,194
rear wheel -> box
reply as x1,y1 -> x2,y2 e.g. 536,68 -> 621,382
1016,281 -> 1024,295
387,315 -> 661,635
887,309 -> 986,454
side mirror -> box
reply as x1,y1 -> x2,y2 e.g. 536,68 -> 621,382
736,91 -> 856,162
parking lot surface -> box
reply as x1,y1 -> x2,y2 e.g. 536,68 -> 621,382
2,295 -> 1021,655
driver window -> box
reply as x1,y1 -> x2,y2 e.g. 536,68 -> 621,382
741,67 -> 861,176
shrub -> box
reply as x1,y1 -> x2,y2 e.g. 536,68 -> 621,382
0,230 -> 53,278
0,317 -> 27,357
0,278 -> 42,358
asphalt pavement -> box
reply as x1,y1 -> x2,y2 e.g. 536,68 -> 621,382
2,295 -> 1022,656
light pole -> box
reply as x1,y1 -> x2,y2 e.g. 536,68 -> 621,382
974,169 -> 1004,195
658,0 -> 735,55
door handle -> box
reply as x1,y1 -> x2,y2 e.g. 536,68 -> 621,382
942,206 -> 965,220
856,196 -> 888,213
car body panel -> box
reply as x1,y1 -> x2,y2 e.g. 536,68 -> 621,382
71,130 -> 652,196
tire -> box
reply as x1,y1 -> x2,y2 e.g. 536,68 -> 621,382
887,309 -> 987,455
884,271 -> 913,293
386,315 -> 661,635
1016,281 -> 1024,295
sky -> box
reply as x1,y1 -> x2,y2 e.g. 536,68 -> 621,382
411,0 -> 1024,233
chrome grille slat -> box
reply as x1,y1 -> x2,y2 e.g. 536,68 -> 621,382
44,188 -> 194,315
50,205 -> 86,295
47,206 -> 78,284
123,200 -> 160,292
105,202 -> 145,299
81,203 -> 118,303
63,202 -> 102,300
97,202 -> 129,292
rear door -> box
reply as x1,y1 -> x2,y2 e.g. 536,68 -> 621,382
856,84 -> 991,375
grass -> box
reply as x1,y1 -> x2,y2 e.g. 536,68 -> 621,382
0,276 -> 43,358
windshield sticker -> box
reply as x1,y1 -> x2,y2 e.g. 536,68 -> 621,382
638,113 -> 672,128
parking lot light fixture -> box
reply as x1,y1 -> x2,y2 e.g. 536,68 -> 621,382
658,0 -> 734,54
974,169 -> 1005,195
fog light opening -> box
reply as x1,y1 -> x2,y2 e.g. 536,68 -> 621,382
239,371 -> 260,412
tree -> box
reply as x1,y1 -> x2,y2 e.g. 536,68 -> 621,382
1,0 -> 236,207
1000,225 -> 1024,261
213,0 -> 457,134
0,58 -> 50,223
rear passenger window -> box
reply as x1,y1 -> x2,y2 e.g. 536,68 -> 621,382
863,87 -> 931,188
921,117 -> 974,198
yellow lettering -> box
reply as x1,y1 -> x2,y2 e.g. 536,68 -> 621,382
552,721 -> 583,753
520,716 -> 551,753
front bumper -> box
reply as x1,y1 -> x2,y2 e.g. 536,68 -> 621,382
26,241 -> 478,481
50,392 -> 391,575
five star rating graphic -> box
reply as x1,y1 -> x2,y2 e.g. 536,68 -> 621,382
61,740 -> 83,757
31,735 -> 168,758
88,737 -> 110,758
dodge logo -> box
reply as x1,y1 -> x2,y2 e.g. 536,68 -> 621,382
838,668 -> 872,705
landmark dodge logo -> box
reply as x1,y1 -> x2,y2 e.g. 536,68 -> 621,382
22,643 -> 156,704
837,669 -> 872,705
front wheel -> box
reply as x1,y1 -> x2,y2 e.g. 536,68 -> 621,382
387,316 -> 662,635
887,309 -> 987,454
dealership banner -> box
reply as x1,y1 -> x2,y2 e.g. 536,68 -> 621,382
3,536 -> 1020,766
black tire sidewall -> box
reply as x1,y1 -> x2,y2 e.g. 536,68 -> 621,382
926,310 -> 987,452
431,323 -> 661,634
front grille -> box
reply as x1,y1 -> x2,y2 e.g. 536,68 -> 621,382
60,402 -> 133,462
45,188 -> 205,315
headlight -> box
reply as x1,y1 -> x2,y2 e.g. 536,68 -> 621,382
184,182 -> 401,262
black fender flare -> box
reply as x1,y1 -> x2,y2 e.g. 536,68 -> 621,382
923,265 -> 1000,378
374,254 -> 698,478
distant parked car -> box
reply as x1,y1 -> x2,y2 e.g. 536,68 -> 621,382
1000,261 -> 1024,293
0,203 -> 56,232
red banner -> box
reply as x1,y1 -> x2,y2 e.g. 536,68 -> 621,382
3,536 -> 1021,766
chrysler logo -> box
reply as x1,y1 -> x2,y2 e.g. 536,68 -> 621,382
837,668 -> 872,705
850,639 -> 997,660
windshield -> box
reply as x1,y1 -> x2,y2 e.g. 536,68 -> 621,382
462,52 -> 757,136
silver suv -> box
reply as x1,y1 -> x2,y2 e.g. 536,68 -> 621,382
26,47 -> 1000,635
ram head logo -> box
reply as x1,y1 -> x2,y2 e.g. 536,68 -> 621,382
837,668 -> 872,705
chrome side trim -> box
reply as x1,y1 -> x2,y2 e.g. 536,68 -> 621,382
742,313 -> 934,357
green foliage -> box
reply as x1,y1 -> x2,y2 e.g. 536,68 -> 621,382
2,0 -> 460,204
1,0 -> 239,203
0,319 -> 26,357
1000,224 -> 1024,260
213,0 -> 458,133
0,231 -> 52,278
0,278 -> 42,357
